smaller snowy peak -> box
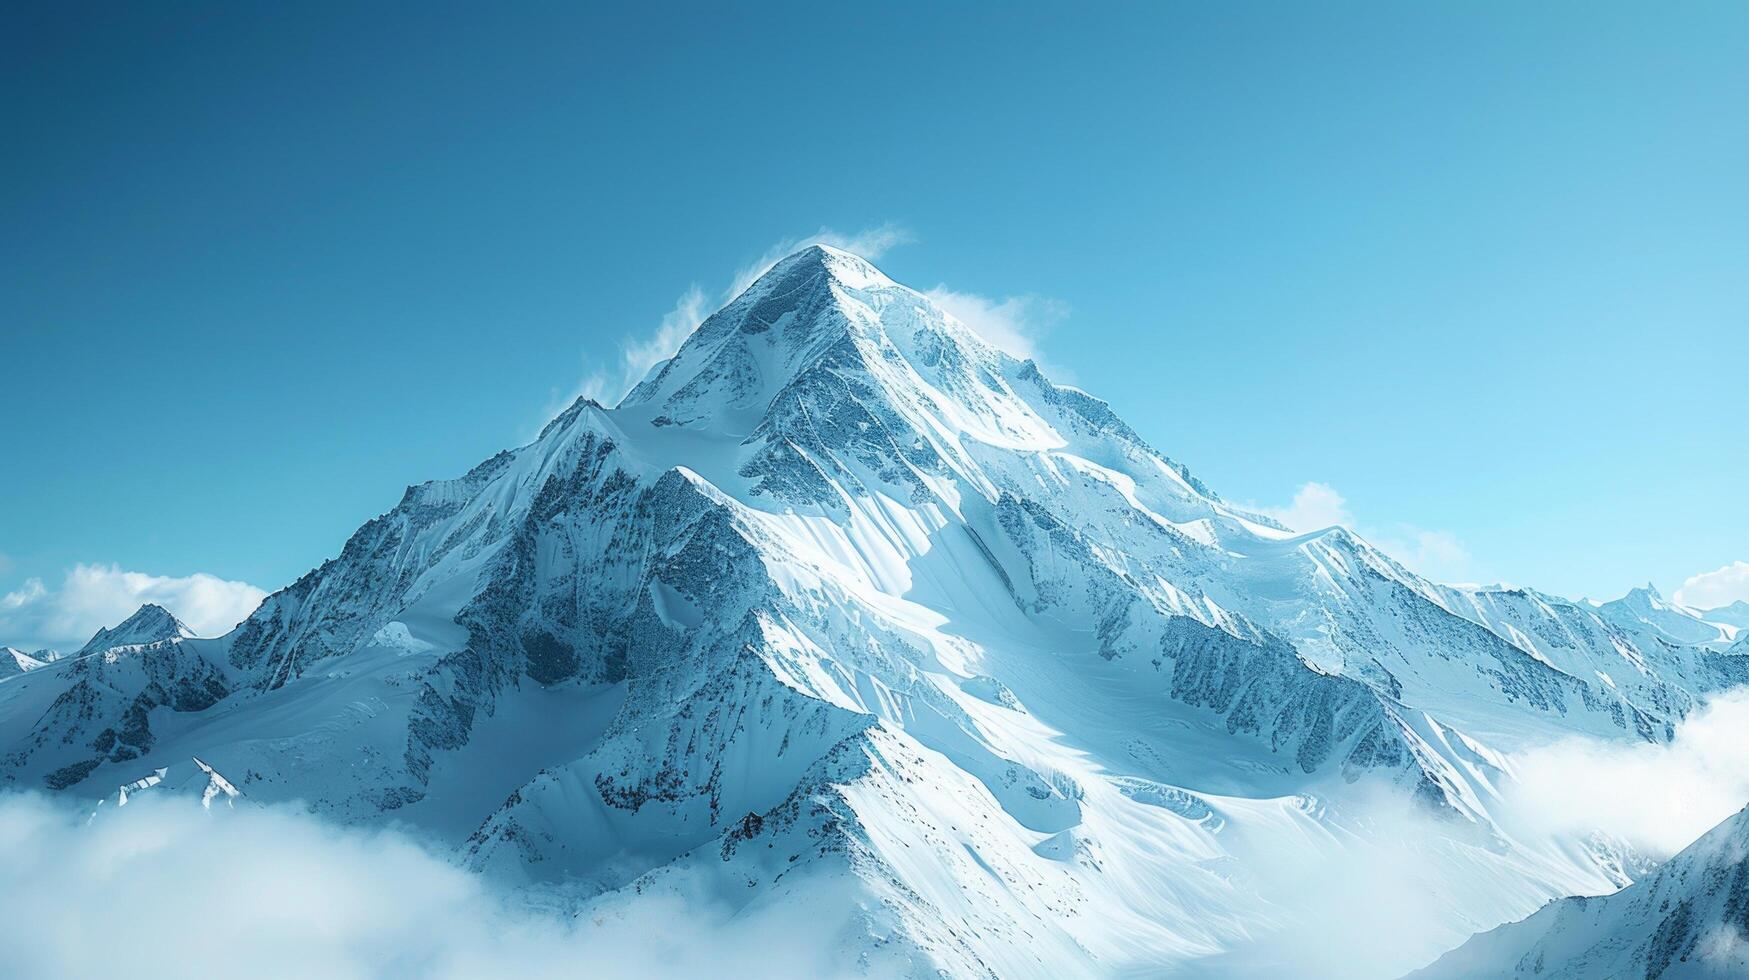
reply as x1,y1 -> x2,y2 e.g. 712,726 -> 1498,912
1,646 -> 48,678
1700,600 -> 1749,631
76,603 -> 196,656
1611,582 -> 1668,613
1596,583 -> 1736,649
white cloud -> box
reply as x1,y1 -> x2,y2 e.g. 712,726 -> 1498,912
1368,527 -> 1473,584
1245,690 -> 1749,973
1250,482 -> 1476,584
0,791 -> 872,980
1255,481 -> 1354,533
1674,561 -> 1749,610
1,576 -> 47,612
0,563 -> 266,651
575,285 -> 710,405
922,287 -> 1068,366
1503,688 -> 1749,858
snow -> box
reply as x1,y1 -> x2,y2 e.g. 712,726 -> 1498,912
1411,804 -> 1749,978
3,245 -> 1744,977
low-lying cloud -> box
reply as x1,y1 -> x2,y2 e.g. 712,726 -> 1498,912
0,563 -> 266,652
1228,692 -> 1749,976
9,687 -> 1749,980
0,791 -> 861,980
1503,688 -> 1749,858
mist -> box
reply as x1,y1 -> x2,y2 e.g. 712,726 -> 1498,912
0,792 -> 860,980
9,692 -> 1749,980
1503,688 -> 1749,858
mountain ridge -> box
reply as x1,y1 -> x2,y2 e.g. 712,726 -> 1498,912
2,246 -> 1745,977
1410,803 -> 1749,978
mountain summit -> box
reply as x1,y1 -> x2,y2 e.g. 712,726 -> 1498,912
2,247 -> 1745,977
75,603 -> 195,656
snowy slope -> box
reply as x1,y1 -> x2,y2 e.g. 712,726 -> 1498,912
1698,600 -> 1749,632
1594,585 -> 1740,651
3,605 -> 226,789
0,647 -> 49,679
3,245 -> 1746,977
1409,804 -> 1749,979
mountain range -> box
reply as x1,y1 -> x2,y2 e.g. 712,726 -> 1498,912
2,245 -> 1745,977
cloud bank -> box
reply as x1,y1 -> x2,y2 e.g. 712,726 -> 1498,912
0,792 -> 865,980
0,563 -> 266,651
9,689 -> 1749,980
1503,688 -> 1749,858
1674,561 -> 1749,610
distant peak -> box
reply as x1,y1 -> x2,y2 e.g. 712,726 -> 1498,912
1626,581 -> 1662,601
77,602 -> 195,655
122,602 -> 182,625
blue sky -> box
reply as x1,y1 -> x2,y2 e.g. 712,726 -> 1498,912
3,2 -> 1746,648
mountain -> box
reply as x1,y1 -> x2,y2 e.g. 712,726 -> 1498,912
0,647 -> 48,680
2,245 -> 1745,976
1701,600 -> 1749,632
4,604 -> 218,788
1593,584 -> 1740,651
1409,804 -> 1749,979
74,603 -> 195,656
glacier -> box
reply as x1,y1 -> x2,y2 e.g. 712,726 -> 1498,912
3,244 -> 1746,977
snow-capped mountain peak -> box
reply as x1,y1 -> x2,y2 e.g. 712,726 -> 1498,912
75,603 -> 196,656
4,246 -> 1746,978
1,646 -> 49,679
1596,582 -> 1739,650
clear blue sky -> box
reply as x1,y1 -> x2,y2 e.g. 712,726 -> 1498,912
3,2 -> 1746,646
